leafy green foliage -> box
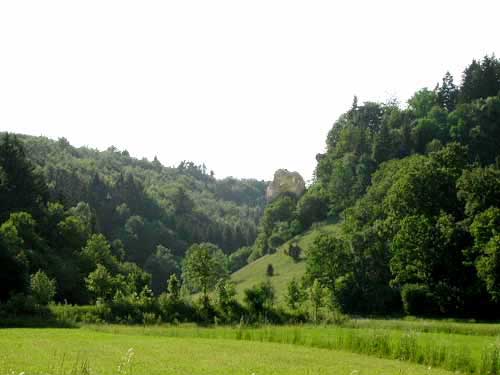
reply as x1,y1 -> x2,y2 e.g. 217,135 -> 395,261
228,246 -> 252,272
476,235 -> 500,302
296,57 -> 500,316
285,278 -> 305,310
306,233 -> 350,291
144,245 -> 179,295
285,242 -> 302,262
182,243 -> 228,297
401,284 -> 438,316
243,281 -> 275,317
308,279 -> 325,322
254,195 -> 297,256
85,265 -> 116,302
30,270 -> 56,305
266,263 -> 274,277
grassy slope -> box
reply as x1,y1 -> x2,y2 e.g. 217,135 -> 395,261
231,222 -> 341,302
0,328 -> 455,375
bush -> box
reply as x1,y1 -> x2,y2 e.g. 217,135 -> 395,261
268,233 -> 286,250
194,295 -> 217,324
244,281 -> 275,321
30,271 -> 56,306
109,287 -> 157,323
215,279 -> 245,323
228,247 -> 253,272
50,303 -> 111,324
401,284 -> 439,316
158,293 -> 197,323
1,293 -> 40,316
266,264 -> 274,277
285,243 -> 302,262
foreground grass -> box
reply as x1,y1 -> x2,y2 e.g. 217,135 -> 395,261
0,328 -> 456,375
232,222 -> 340,302
344,318 -> 500,337
87,324 -> 500,374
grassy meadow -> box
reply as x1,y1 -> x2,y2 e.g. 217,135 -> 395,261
0,326 -> 462,375
3,222 -> 500,375
232,222 -> 341,302
1,319 -> 499,375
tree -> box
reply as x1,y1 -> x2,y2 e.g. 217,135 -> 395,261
436,71 -> 458,112
166,273 -> 181,302
243,281 -> 275,318
0,238 -> 28,301
286,278 -> 305,310
182,243 -> 228,298
0,133 -> 48,222
172,187 -> 194,215
408,88 -> 437,118
144,245 -> 179,295
306,234 -> 351,292
296,187 -> 328,229
476,235 -> 500,302
228,246 -> 252,272
309,279 -> 325,323
458,166 -> 500,217
372,123 -> 394,164
389,214 -> 461,288
267,232 -> 286,251
85,264 -> 115,302
215,278 -> 236,310
30,270 -> 56,305
266,263 -> 274,277
82,234 -> 117,273
470,208 -> 500,301
460,55 -> 500,103
254,195 -> 297,255
285,243 -> 302,262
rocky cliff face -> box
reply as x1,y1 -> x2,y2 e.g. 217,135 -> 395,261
266,169 -> 305,201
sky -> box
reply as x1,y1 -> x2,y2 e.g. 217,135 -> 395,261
1,1 -> 499,182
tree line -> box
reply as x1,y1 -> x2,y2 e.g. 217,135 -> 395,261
256,55 -> 500,318
0,133 -> 266,308
2,54 -> 500,323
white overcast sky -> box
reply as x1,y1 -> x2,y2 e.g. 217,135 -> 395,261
1,1 -> 499,181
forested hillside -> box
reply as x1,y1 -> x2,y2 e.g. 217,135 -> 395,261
0,134 -> 266,302
2,55 -> 500,323
254,55 -> 500,318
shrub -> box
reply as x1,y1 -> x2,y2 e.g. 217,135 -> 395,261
157,293 -> 196,323
110,287 -> 157,323
228,246 -> 253,272
286,278 -> 306,311
1,293 -> 39,315
266,264 -> 274,277
401,284 -> 439,316
244,281 -> 275,321
268,233 -> 286,250
285,243 -> 302,262
195,295 -> 217,324
30,270 -> 56,305
50,303 -> 111,324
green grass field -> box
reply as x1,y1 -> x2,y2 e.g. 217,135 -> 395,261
0,327 -> 458,375
231,222 -> 341,302
84,323 -> 499,373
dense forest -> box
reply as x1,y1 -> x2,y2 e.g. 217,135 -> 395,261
1,55 -> 500,323
257,55 -> 500,318
0,134 -> 266,304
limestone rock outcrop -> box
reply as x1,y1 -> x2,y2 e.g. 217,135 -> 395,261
266,169 -> 305,202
